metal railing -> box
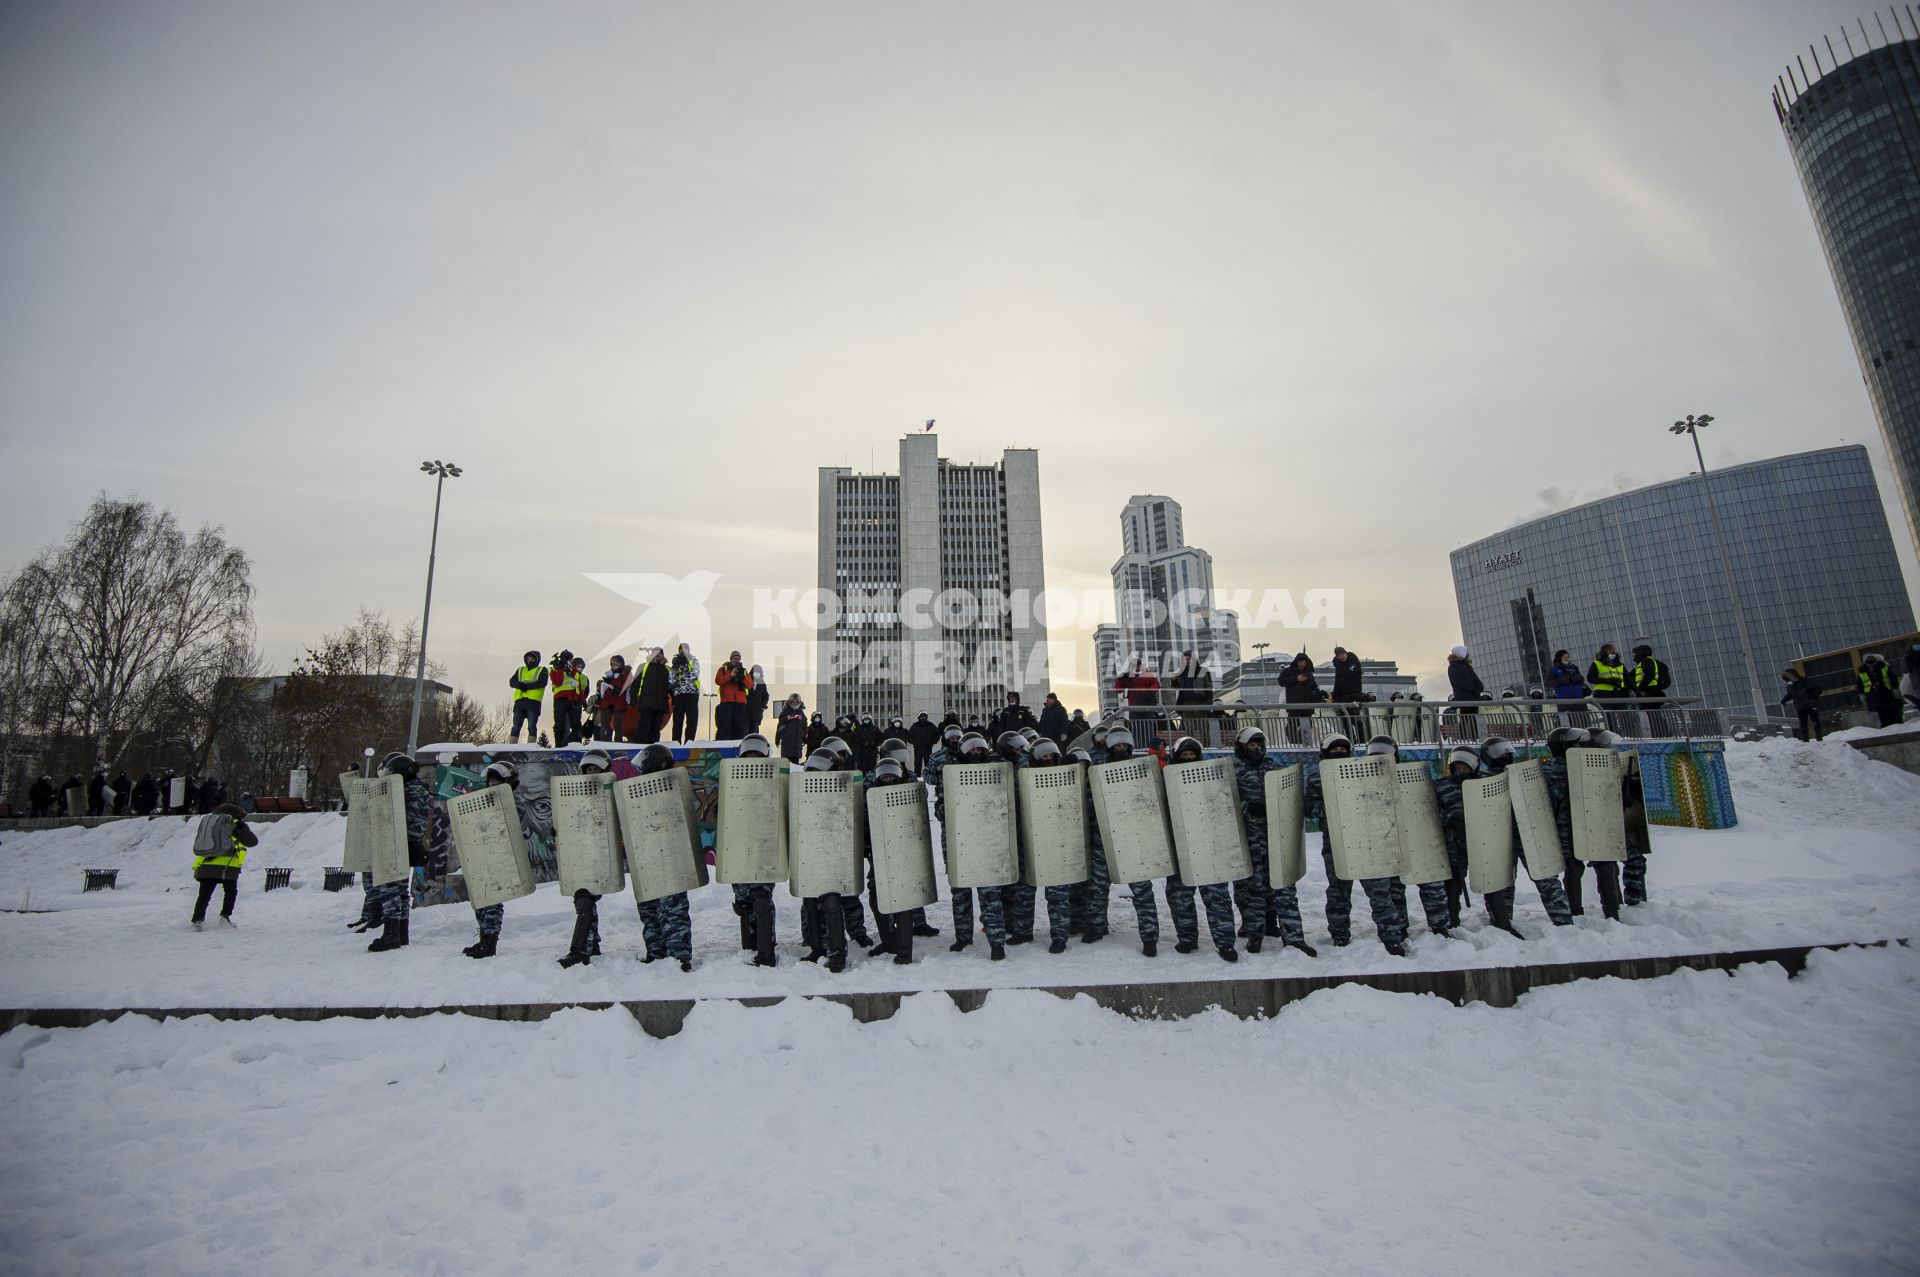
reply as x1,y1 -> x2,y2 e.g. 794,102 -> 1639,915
1096,698 -> 1726,751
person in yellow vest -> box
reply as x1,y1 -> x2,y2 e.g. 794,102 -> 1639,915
190,802 -> 258,930
508,650 -> 549,743
1858,652 -> 1903,727
1585,643 -> 1625,699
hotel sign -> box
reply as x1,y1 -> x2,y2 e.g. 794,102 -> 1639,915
1482,550 -> 1522,574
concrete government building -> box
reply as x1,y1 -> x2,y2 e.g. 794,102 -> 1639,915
816,433 -> 1047,725
1775,21 -> 1920,558
1449,446 -> 1914,720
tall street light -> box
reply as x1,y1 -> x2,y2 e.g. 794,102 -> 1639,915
408,461 -> 462,753
1668,415 -> 1767,725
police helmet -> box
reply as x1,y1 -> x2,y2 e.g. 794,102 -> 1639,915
1365,734 -> 1398,758
1067,747 -> 1093,765
995,731 -> 1027,757
1479,736 -> 1515,767
578,748 -> 610,773
1446,746 -> 1480,774
821,736 -> 852,762
737,734 -> 772,759
1545,726 -> 1590,758
871,757 -> 907,784
959,733 -> 991,760
803,750 -> 836,772
1588,728 -> 1623,749
638,743 -> 676,774
484,760 -> 519,787
1320,733 -> 1354,759
1104,725 -> 1135,756
377,751 -> 418,779
1234,726 -> 1267,761
1030,738 -> 1063,765
1170,736 -> 1204,762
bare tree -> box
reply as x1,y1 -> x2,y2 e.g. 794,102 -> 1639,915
27,495 -> 254,770
0,569 -> 59,800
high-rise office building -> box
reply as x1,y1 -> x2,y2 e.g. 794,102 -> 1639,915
1775,22 -> 1920,557
1449,446 -> 1914,719
1092,623 -> 1125,715
1109,495 -> 1236,682
816,434 -> 1047,725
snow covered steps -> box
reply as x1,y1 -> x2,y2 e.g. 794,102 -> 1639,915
0,938 -> 1904,1038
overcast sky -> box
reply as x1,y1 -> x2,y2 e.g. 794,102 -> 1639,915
3,0 -> 1913,715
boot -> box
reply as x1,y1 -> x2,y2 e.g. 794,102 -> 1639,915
1487,893 -> 1524,939
463,935 -> 497,959
568,897 -> 596,961
1445,879 -> 1465,929
738,909 -> 754,951
1563,867 -> 1585,917
893,913 -> 914,965
1246,933 -> 1264,954
557,951 -> 590,968
824,896 -> 847,971
911,921 -> 940,937
949,936 -> 971,952
868,911 -> 896,958
752,897 -> 776,967
368,920 -> 409,952
1141,940 -> 1157,957
1597,863 -> 1623,921
1079,927 -> 1106,945
1048,939 -> 1067,954
989,943 -> 1006,961
679,957 -> 693,972
1174,939 -> 1198,954
1217,946 -> 1239,963
1382,941 -> 1407,957
1286,940 -> 1318,957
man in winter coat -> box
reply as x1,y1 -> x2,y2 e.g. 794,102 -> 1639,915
1780,669 -> 1824,741
87,771 -> 107,817
1630,644 -> 1673,734
1329,646 -> 1365,736
746,667 -> 771,734
1118,661 -> 1163,747
508,650 -> 549,743
28,775 -> 53,818
776,695 -> 811,762
907,712 -> 940,772
714,651 -> 752,740
1037,693 -> 1070,744
1858,653 -> 1903,727
631,648 -> 672,744
111,772 -> 130,816
668,644 -> 701,742
189,802 -> 258,929
1283,652 -> 1322,729
804,712 -> 829,753
1446,646 -> 1484,724
131,773 -> 158,816
988,692 -> 1037,740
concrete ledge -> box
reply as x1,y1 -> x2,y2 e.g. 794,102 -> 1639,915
1,940 -> 1903,1039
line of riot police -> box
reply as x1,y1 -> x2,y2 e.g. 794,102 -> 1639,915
335,717 -> 1649,969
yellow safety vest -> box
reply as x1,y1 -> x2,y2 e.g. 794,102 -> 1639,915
513,664 -> 548,703
1591,657 -> 1626,693
194,830 -> 249,873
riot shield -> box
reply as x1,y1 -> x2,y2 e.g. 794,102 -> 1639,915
1262,764 -> 1306,888
1391,703 -> 1419,743
447,783 -> 535,909
1505,760 -> 1565,879
168,778 -> 187,810
613,768 -> 708,903
715,757 -> 789,884
1321,755 -> 1406,880
786,769 -> 865,898
550,773 -> 625,897
340,773 -> 373,872
942,762 -> 1018,889
1463,774 -> 1518,894
1087,757 -> 1177,883
1568,747 -> 1628,863
1394,762 -> 1451,886
363,773 -> 411,888
1016,765 -> 1092,888
1618,749 -> 1652,861
866,782 -> 938,913
1364,704 -> 1395,741
1162,758 -> 1253,887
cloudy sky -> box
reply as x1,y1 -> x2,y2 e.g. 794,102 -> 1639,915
2,0 -> 1912,715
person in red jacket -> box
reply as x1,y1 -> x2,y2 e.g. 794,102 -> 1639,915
595,655 -> 633,741
714,650 -> 753,740
1118,659 -> 1163,748
551,655 -> 589,745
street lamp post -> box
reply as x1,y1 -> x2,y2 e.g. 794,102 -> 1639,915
407,461 -> 462,754
1668,415 -> 1767,725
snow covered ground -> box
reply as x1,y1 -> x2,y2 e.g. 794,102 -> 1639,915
0,737 -> 1914,1009
1,945 -> 1916,1275
1,737 -> 1917,1274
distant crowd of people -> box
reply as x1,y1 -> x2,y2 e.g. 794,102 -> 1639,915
508,646 -> 770,747
26,769 -> 231,819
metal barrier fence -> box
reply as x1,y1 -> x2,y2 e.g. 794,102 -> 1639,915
1098,698 -> 1726,751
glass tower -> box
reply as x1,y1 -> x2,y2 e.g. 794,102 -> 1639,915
1775,21 -> 1920,558
1448,446 -> 1914,720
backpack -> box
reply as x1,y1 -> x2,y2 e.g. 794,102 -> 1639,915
192,812 -> 234,856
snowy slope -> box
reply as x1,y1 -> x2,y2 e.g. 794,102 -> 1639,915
0,738 -> 1914,1010
0,945 -> 1915,1276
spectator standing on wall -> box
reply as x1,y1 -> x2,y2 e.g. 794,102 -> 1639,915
714,650 -> 753,740
632,648 -> 672,744
1037,693 -> 1070,744
669,644 -> 701,743
746,665 -> 771,735
1446,646 -> 1484,726
508,650 -> 548,744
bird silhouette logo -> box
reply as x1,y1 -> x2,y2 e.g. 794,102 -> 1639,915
584,570 -> 721,662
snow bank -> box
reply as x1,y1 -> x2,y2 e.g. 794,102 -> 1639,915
1,945 -> 1915,1275
0,741 -> 1914,1010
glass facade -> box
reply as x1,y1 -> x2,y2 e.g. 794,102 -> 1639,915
1449,446 -> 1915,719
1776,29 -> 1920,559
